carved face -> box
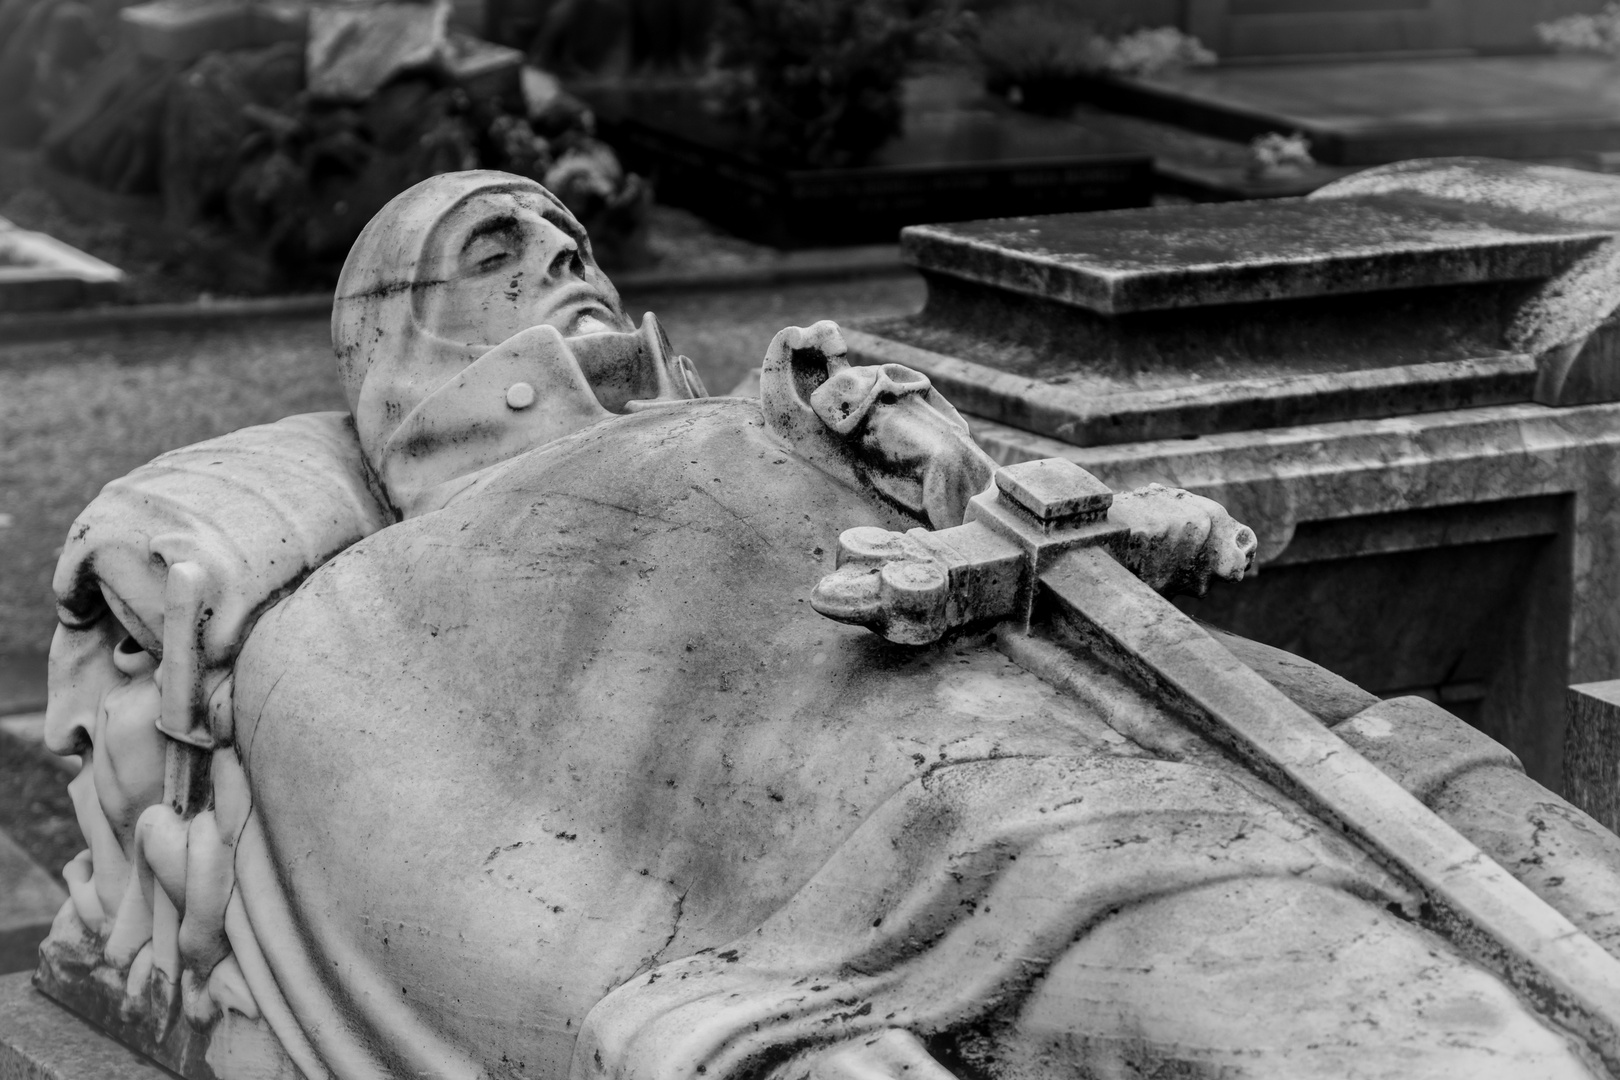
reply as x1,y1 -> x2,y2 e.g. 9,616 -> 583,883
415,188 -> 633,352
45,604 -> 167,922
333,173 -> 646,496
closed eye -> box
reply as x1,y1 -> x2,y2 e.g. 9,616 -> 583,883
460,215 -> 524,275
464,235 -> 517,273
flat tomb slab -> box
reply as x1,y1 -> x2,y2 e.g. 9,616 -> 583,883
903,194 -> 1608,315
1102,56 -> 1620,166
586,79 -> 1153,248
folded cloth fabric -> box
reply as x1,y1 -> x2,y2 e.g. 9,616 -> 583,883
49,410 -> 389,752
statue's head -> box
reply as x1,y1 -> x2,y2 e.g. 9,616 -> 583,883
332,171 -> 633,488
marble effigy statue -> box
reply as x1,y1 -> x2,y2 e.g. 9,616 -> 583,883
34,170 -> 1620,1080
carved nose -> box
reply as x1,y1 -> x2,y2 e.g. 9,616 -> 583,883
539,222 -> 582,284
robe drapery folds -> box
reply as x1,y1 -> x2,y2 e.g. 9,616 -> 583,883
41,412 -> 389,1073
42,402 -> 1602,1080
228,399 -> 1595,1080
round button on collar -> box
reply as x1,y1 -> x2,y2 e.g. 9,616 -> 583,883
505,382 -> 537,410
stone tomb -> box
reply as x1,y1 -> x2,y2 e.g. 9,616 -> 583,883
19,166 -> 1620,1079
849,157 -> 1620,794
1088,55 -> 1620,166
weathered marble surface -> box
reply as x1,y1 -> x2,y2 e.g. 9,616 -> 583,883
30,171 -> 1620,1080
847,158 -> 1620,795
903,195 -> 1606,315
862,159 -> 1620,450
964,398 -> 1620,788
0,971 -> 170,1080
1569,680 -> 1620,835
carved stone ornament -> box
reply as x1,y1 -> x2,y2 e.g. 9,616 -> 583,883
35,171 -> 1620,1080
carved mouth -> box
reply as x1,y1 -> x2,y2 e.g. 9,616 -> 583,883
533,282 -> 628,338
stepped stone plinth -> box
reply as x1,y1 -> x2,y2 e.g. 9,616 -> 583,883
849,158 -> 1620,794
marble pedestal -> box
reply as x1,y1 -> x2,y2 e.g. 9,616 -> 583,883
849,160 -> 1620,795
0,972 -> 170,1079
958,401 -> 1620,792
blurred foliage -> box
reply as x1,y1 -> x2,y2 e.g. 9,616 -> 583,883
704,0 -> 968,169
1537,3 -> 1620,57
1105,26 -> 1215,76
970,1 -> 1213,112
0,0 -> 650,283
973,1 -> 1107,100
1246,131 -> 1314,181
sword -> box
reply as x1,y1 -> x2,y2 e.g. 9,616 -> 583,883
812,457 -> 1620,1071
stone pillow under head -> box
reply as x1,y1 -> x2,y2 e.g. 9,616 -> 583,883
48,411 -> 390,755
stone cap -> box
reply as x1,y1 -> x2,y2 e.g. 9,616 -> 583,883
901,194 -> 1611,315
994,458 -> 1112,523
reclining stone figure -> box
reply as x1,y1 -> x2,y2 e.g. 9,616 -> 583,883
34,171 -> 1620,1080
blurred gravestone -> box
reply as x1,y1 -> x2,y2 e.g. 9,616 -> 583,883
120,0 -> 306,63
305,0 -> 449,102
0,214 -> 123,311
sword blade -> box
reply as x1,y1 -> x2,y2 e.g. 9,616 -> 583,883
1040,544 -> 1620,1070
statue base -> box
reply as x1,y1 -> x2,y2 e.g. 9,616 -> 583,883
0,971 -> 171,1080
29,918 -> 297,1080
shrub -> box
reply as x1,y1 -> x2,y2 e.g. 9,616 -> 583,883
972,3 -> 1213,112
1103,25 -> 1215,77
974,3 -> 1108,103
1246,131 -> 1313,180
706,0 -> 962,169
1537,3 -> 1620,58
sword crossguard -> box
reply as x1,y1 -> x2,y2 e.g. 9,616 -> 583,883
812,459 -> 1126,644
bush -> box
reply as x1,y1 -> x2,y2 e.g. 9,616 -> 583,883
972,2 -> 1213,112
974,2 -> 1107,102
706,0 -> 962,169
1538,3 -> 1620,58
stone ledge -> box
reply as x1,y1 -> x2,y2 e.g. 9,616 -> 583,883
902,194 -> 1609,315
0,972 -> 173,1080
846,327 -> 1537,446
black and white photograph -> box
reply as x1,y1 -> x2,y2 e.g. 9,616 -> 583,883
7,2 -> 1620,1077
